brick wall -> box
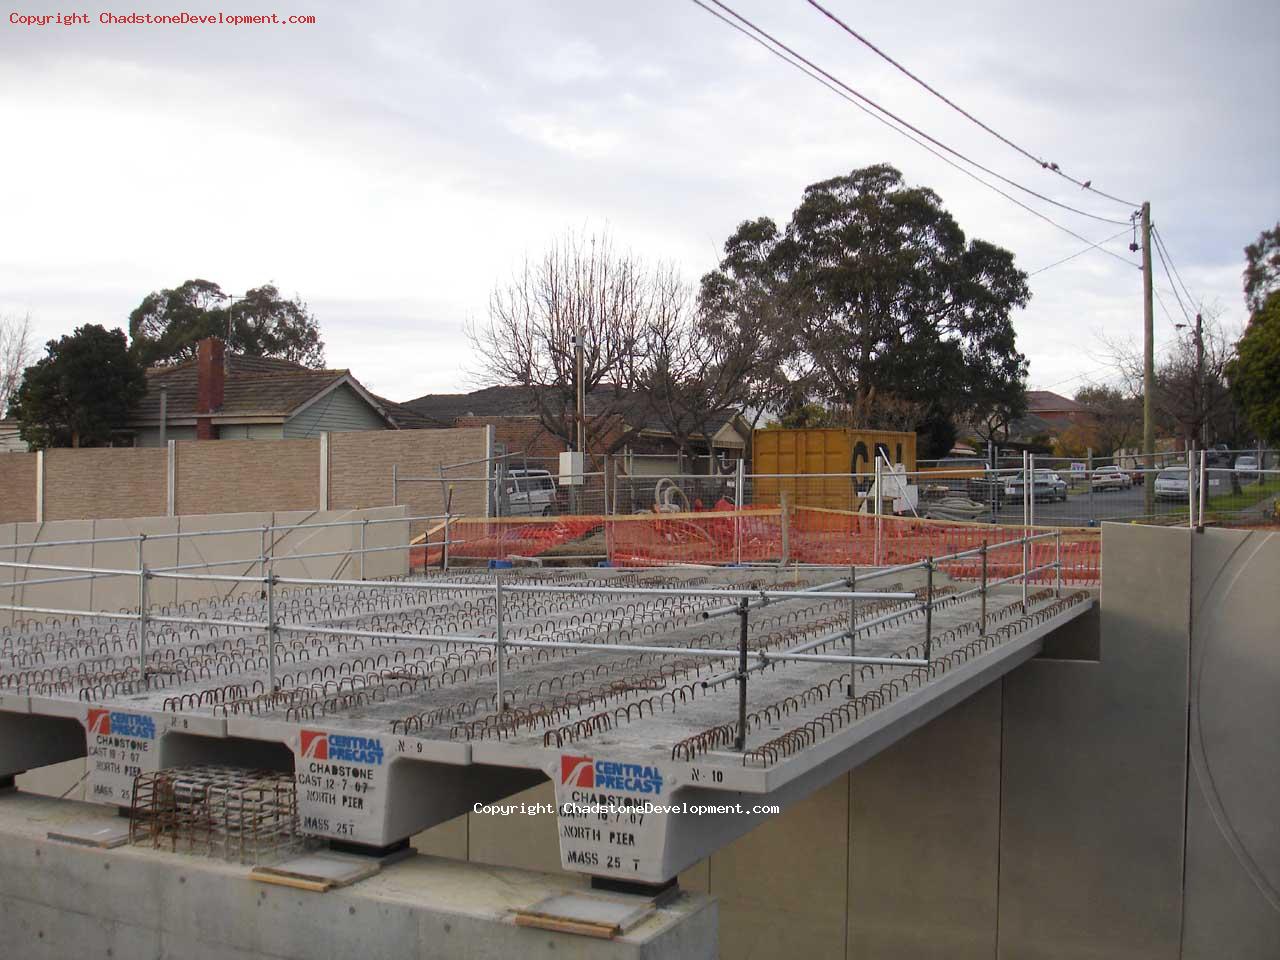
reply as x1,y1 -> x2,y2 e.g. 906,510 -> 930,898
0,454 -> 37,523
329,428 -> 489,524
175,437 -> 320,515
43,447 -> 168,520
0,429 -> 489,525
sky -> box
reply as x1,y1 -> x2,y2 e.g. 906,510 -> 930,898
2,0 -> 1277,403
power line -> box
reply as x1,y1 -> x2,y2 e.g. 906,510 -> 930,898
1028,228 -> 1133,276
686,0 -> 1141,270
1151,225 -> 1200,313
693,0 -> 1133,228
1151,230 -> 1193,324
802,0 -> 1140,209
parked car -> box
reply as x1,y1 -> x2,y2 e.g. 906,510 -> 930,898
1234,455 -> 1260,482
1153,466 -> 1196,502
1205,444 -> 1233,468
501,469 -> 557,516
1005,469 -> 1068,502
1091,466 -> 1132,491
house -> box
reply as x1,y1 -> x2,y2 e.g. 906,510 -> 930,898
1025,391 -> 1090,434
402,385 -> 750,475
123,337 -> 418,445
0,417 -> 25,453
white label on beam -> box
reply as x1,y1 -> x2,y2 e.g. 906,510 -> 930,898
551,753 -> 674,882
293,728 -> 389,844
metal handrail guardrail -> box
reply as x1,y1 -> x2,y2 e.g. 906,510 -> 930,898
1,527 -> 1064,752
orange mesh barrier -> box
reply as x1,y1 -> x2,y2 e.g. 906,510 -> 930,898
412,506 -> 1100,584
412,516 -> 605,569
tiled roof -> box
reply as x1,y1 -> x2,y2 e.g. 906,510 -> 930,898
132,354 -> 365,422
1026,390 -> 1087,414
402,385 -> 739,437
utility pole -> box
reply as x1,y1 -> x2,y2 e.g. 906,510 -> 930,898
1195,312 -> 1205,448
1141,201 -> 1155,515
574,326 -> 586,456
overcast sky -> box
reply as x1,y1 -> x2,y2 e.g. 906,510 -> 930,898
2,0 -> 1277,403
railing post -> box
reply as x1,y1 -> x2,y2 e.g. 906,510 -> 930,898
1028,452 -> 1036,529
734,457 -> 745,565
360,518 -> 368,580
979,540 -> 988,636
873,457 -> 882,567
1021,534 -> 1029,611
494,571 -> 506,712
1022,450 -> 1030,531
392,463 -> 398,507
1054,530 -> 1062,597
1197,449 -> 1207,530
261,523 -> 270,583
266,558 -> 277,692
735,598 -> 749,751
924,557 -> 934,662
1187,449 -> 1195,529
137,534 -> 148,690
846,564 -> 856,698
1087,447 -> 1095,526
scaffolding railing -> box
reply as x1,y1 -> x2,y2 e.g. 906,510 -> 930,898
0,526 -> 1067,755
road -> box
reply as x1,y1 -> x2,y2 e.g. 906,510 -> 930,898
956,483 -> 1185,527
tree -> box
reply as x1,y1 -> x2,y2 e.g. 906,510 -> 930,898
633,266 -> 783,473
129,279 -> 325,367
11,325 -> 145,448
468,230 -> 655,459
701,165 -> 1030,433
1243,223 -> 1280,313
1105,310 -> 1239,448
1073,384 -> 1142,455
1,312 -> 33,416
970,373 -> 1029,445
1227,290 -> 1280,445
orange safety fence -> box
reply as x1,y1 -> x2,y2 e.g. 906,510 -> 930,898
412,516 -> 605,569
412,506 -> 1101,584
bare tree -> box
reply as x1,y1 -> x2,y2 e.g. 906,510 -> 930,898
635,265 -> 775,473
469,229 -> 671,460
0,313 -> 33,416
1103,307 -> 1239,447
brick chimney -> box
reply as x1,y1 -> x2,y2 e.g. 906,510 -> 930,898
195,337 -> 225,440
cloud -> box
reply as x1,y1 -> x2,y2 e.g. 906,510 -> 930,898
1,0 -> 1277,403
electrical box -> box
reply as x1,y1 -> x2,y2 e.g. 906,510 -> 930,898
559,451 -> 585,486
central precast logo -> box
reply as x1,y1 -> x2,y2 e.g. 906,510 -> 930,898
87,708 -> 110,736
561,754 -> 595,788
300,730 -> 329,760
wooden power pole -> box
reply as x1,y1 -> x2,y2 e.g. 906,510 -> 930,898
1141,201 -> 1155,515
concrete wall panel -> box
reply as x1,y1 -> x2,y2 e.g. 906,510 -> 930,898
467,780 -> 569,876
709,776 -> 849,960
176,513 -> 272,604
0,522 -> 14,629
89,517 -> 180,612
12,521 -> 95,616
997,523 -> 1189,960
1181,528 -> 1280,959
267,509 -> 341,581
357,505 -> 410,580
847,683 -> 1001,960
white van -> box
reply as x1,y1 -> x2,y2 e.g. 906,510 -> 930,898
502,469 -> 557,516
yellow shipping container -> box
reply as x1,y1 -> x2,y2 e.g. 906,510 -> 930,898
751,428 -> 917,510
